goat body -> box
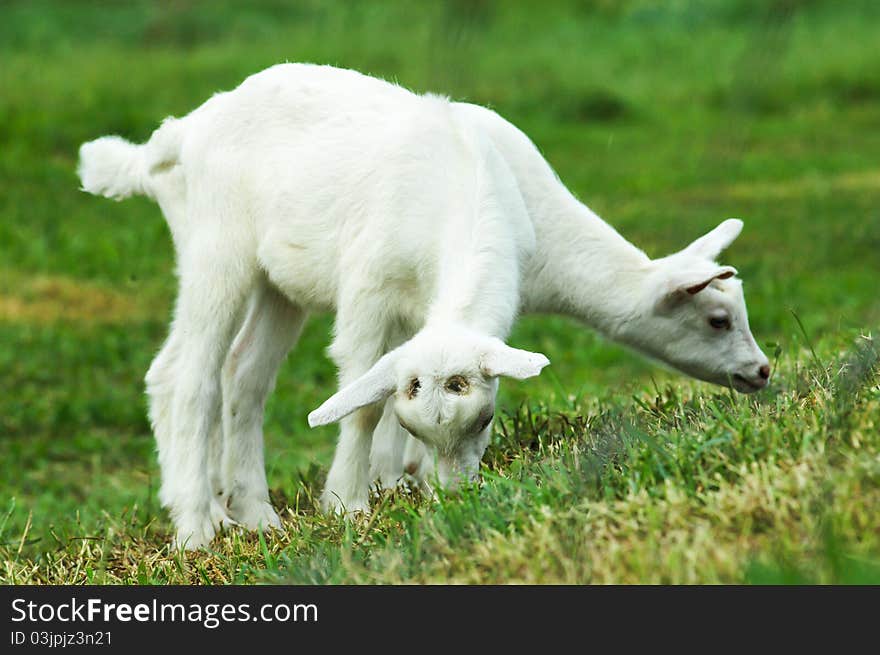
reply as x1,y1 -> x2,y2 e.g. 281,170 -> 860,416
79,63 -> 768,548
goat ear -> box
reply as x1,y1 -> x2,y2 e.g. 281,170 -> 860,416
480,340 -> 550,380
682,219 -> 743,260
655,265 -> 738,312
308,352 -> 399,427
676,265 -> 738,295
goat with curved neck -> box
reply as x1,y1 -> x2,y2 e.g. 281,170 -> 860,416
76,62 -> 768,534
377,101 -> 770,486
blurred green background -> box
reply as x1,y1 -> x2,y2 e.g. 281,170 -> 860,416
1,0 -> 878,551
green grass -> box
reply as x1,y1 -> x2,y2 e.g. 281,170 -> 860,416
1,0 -> 878,584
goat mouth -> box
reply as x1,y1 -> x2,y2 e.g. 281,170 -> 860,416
732,374 -> 765,393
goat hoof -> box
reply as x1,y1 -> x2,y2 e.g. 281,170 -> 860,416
375,472 -> 404,491
172,518 -> 217,551
211,499 -> 239,530
229,499 -> 282,532
319,491 -> 370,517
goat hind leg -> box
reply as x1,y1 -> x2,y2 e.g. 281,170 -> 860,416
159,254 -> 253,550
146,329 -> 241,526
145,332 -> 181,511
222,281 -> 306,531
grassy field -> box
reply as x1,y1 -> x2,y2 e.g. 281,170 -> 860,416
1,0 -> 879,584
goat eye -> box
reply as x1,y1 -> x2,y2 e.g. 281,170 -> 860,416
444,376 -> 468,394
407,378 -> 421,398
709,316 -> 730,330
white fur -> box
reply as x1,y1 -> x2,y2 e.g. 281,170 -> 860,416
78,64 -> 550,548
78,63 -> 769,547
309,325 -> 548,494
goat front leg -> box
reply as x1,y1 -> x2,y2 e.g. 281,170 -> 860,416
321,406 -> 382,514
367,323 -> 412,491
369,400 -> 408,490
371,418 -> 437,497
402,431 -> 437,497
319,310 -> 389,515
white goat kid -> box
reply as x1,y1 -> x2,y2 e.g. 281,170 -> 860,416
371,99 -> 772,488
78,63 -> 550,549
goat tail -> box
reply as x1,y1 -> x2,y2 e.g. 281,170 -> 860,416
77,117 -> 184,201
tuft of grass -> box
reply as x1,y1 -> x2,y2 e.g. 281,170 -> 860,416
2,332 -> 877,584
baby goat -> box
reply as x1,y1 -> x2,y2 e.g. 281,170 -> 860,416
78,64 -> 549,549
79,63 -> 769,546
373,102 -> 772,487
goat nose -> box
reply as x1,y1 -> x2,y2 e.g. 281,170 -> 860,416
758,364 -> 771,380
